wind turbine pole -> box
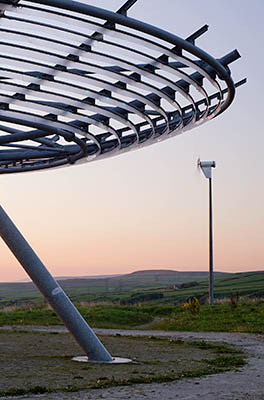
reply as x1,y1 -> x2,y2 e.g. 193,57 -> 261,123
199,161 -> 216,306
209,176 -> 214,306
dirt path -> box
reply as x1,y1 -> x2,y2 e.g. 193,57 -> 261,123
1,327 -> 264,400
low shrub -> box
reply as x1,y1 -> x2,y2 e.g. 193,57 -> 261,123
184,297 -> 200,315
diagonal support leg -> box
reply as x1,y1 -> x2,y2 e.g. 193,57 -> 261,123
0,204 -> 113,362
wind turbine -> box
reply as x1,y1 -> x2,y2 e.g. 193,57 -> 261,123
198,160 -> 216,306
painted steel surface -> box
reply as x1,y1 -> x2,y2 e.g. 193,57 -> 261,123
0,0 -> 244,173
0,203 -> 113,361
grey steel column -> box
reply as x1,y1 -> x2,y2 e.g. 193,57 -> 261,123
199,160 -> 215,307
209,177 -> 214,306
0,204 -> 112,362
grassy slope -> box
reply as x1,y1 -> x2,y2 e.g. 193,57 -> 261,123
1,270 -> 264,307
68,271 -> 264,305
169,271 -> 264,302
0,302 -> 264,334
1,270 -> 264,333
147,302 -> 264,333
0,269 -> 227,305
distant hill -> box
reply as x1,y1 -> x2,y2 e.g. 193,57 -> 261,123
0,269 -> 228,305
165,270 -> 264,303
56,269 -> 229,294
1,269 -> 263,307
17,274 -> 123,283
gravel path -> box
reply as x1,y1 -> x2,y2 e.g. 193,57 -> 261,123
1,326 -> 264,400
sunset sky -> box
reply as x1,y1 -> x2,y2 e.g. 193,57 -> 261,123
0,0 -> 263,282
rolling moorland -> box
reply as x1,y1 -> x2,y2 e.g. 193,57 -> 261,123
0,270 -> 263,396
0,269 -> 264,333
1,269 -> 264,307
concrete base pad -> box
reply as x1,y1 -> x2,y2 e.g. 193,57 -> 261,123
72,356 -> 133,363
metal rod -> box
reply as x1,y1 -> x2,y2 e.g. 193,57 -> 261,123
0,204 -> 112,362
27,0 -> 236,114
117,0 -> 138,15
209,177 -> 214,306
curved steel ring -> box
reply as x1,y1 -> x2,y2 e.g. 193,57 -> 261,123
0,0 -> 244,173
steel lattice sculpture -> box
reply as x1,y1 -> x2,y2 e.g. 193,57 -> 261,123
0,0 -> 244,173
0,0 -> 245,362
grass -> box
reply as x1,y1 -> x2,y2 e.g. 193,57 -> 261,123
0,301 -> 264,333
0,305 -> 153,328
206,355 -> 246,368
147,301 -> 264,333
78,305 -> 153,327
57,270 -> 264,305
0,386 -> 51,397
186,340 -> 243,354
3,270 -> 264,308
0,300 -> 264,333
0,331 -> 245,395
0,270 -> 218,301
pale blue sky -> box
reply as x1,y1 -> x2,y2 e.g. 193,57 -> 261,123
0,0 -> 263,281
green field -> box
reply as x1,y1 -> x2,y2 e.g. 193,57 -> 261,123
0,269 -> 261,395
0,269 -> 222,305
1,300 -> 264,334
0,269 -> 264,333
0,269 -> 264,308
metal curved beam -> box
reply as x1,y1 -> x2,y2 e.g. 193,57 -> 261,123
0,0 -> 244,173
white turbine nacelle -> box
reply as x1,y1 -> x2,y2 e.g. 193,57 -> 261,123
199,160 -> 216,179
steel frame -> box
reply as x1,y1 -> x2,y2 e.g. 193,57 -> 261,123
0,0 -> 245,173
0,0 -> 245,362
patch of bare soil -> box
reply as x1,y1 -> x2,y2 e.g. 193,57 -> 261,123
0,329 -> 242,396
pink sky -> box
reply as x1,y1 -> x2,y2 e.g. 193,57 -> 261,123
0,0 -> 263,282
